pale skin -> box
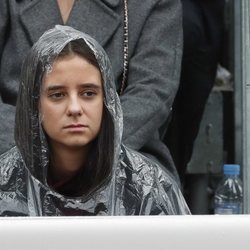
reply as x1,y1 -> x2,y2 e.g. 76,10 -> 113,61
57,0 -> 75,24
40,54 -> 103,184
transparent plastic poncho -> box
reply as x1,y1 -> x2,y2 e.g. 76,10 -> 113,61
0,25 -> 190,216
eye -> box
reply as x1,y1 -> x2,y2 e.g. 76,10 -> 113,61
48,92 -> 66,100
80,90 -> 97,98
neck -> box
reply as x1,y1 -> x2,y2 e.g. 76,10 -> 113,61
49,143 -> 90,184
57,0 -> 75,24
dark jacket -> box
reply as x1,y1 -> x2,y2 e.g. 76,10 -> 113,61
0,26 -> 190,216
0,0 -> 183,182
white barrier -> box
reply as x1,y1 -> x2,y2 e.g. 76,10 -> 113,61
0,215 -> 249,250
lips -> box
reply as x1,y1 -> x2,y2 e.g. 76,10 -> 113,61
63,124 -> 88,132
64,124 -> 87,128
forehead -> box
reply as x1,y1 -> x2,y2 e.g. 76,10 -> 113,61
51,53 -> 99,71
42,54 -> 102,84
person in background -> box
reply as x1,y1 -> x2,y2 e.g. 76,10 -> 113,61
164,0 -> 225,186
0,0 -> 183,184
0,26 -> 190,216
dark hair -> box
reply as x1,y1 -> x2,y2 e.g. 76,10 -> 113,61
47,39 -> 114,197
58,39 -> 100,69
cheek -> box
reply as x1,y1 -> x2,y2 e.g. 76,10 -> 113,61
40,99 -> 64,118
88,101 -> 104,129
40,101 -> 60,130
40,102 -> 49,123
96,102 -> 104,124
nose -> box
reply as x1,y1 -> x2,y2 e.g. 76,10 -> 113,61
66,95 -> 83,117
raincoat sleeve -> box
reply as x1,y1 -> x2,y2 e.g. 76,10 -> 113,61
0,148 -> 29,216
120,0 -> 182,149
0,1 -> 15,155
139,162 -> 190,215
121,146 -> 190,215
154,167 -> 190,215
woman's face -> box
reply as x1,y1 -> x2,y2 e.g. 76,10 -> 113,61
40,54 -> 103,151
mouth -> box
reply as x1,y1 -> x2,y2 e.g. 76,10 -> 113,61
64,124 -> 87,128
63,124 -> 88,132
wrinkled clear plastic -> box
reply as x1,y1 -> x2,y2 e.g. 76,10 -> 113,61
0,25 -> 190,216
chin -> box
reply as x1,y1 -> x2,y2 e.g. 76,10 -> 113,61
64,140 -> 91,148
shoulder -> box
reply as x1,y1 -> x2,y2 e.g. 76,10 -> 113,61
0,147 -> 29,216
120,145 -> 176,188
119,145 -> 190,215
0,0 -> 32,11
127,0 -> 181,15
127,0 -> 181,11
0,146 -> 21,163
0,147 -> 23,186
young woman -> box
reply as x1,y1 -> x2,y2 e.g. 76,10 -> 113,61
0,1 -> 183,189
0,26 -> 190,216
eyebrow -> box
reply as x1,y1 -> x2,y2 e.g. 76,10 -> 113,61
45,83 -> 102,92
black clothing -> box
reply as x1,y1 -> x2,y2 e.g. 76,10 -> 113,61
165,0 -> 225,182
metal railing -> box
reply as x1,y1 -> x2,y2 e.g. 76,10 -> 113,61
234,0 -> 250,213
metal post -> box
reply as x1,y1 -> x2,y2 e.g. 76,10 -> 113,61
235,0 -> 250,213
